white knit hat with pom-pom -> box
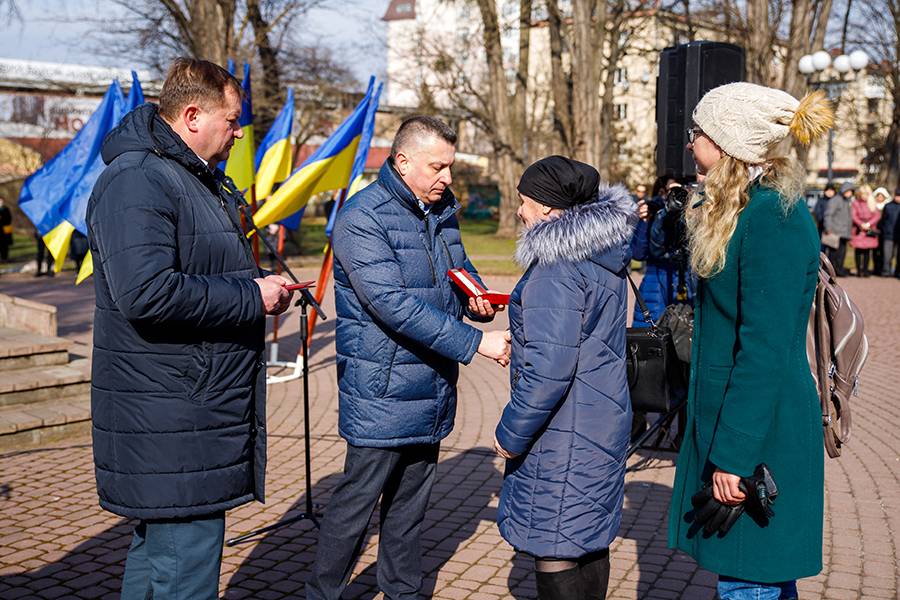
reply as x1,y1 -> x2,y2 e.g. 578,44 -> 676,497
692,82 -> 833,164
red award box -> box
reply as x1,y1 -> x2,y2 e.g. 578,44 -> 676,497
284,280 -> 317,291
448,268 -> 510,305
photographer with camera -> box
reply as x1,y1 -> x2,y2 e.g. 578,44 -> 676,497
630,177 -> 695,329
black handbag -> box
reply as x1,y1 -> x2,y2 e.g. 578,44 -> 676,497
625,273 -> 688,413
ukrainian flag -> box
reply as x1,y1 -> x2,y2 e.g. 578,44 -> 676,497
19,80 -> 125,274
224,63 -> 255,191
254,88 -> 294,199
75,71 -> 144,284
325,80 -> 382,237
254,79 -> 375,230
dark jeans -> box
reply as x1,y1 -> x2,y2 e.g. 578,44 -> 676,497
121,512 -> 225,600
307,442 -> 440,600
855,248 -> 872,276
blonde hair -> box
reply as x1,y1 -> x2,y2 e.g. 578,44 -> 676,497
686,90 -> 833,279
856,185 -> 877,212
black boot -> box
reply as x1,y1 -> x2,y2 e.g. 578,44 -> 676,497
579,549 -> 610,600
535,566 -> 584,600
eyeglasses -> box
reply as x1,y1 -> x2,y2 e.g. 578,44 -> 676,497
687,127 -> 703,144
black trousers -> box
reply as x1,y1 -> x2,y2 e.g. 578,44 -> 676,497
827,238 -> 848,274
306,442 -> 439,600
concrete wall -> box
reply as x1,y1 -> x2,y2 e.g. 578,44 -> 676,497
0,292 -> 57,336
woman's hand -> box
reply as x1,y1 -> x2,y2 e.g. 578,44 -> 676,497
712,468 -> 746,506
494,435 -> 519,459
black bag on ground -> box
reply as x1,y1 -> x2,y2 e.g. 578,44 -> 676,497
625,273 -> 688,413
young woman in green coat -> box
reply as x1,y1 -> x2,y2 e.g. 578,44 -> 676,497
667,82 -> 835,600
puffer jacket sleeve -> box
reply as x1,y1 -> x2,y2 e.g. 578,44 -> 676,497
495,266 -> 584,455
333,206 -> 483,364
91,165 -> 263,328
630,219 -> 650,261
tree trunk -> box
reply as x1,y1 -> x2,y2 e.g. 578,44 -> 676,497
474,0 -> 526,238
246,0 -> 283,130
570,0 -> 605,166
513,0 -> 533,164
780,0 -> 815,98
547,0 -> 574,155
184,0 -> 235,64
745,0 -> 773,85
881,4 -> 900,190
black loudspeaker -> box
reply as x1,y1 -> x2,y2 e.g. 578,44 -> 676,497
656,41 -> 745,178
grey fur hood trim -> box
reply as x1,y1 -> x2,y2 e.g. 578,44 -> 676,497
515,183 -> 638,268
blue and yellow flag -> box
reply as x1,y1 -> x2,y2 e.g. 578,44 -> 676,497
75,71 -> 144,284
254,88 -> 294,199
325,80 -> 382,237
254,79 -> 375,230
224,62 -> 255,191
19,80 -> 125,274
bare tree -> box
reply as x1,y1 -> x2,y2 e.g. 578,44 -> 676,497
852,0 -> 900,188
470,0 -> 532,236
86,1 -> 332,129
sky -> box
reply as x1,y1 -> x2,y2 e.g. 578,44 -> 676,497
0,0 -> 387,90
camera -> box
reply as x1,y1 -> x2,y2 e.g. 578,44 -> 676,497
666,185 -> 689,215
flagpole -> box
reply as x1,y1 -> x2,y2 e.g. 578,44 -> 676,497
250,184 -> 260,264
269,224 -> 285,363
306,187 -> 349,341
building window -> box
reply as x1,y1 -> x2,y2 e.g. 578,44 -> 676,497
615,103 -> 628,120
615,67 -> 628,85
867,98 -> 879,113
396,2 -> 413,13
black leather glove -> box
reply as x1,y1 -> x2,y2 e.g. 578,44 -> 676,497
690,463 -> 777,538
690,484 -> 744,537
741,463 -> 778,521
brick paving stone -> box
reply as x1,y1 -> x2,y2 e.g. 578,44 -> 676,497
0,273 -> 898,599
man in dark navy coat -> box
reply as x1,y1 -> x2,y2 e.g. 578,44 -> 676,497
87,58 -> 292,599
306,116 -> 511,599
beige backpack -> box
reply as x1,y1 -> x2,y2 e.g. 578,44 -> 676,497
807,253 -> 869,458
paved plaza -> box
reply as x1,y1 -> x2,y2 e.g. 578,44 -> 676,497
0,271 -> 898,599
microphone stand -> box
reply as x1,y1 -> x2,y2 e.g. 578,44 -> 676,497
226,196 -> 326,545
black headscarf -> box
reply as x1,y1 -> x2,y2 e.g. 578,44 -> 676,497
517,155 -> 600,209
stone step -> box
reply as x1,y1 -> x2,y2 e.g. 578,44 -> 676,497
0,394 -> 91,453
0,327 -> 71,371
0,359 -> 91,407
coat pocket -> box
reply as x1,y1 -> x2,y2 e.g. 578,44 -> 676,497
184,342 -> 213,405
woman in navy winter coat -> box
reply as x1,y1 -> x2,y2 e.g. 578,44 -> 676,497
494,156 -> 637,600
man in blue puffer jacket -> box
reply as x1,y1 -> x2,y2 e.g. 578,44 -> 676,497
88,59 -> 292,599
307,116 -> 511,599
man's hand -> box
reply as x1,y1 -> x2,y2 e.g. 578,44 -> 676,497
468,296 -> 505,318
478,330 -> 511,367
255,275 -> 293,316
637,200 -> 651,222
494,434 -> 519,459
712,468 -> 746,506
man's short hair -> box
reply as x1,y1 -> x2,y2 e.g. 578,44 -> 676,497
390,115 -> 457,160
158,58 -> 243,121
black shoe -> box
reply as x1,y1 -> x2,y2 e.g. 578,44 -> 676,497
536,567 -> 584,600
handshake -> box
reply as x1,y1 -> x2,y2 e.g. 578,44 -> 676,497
478,330 -> 511,367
